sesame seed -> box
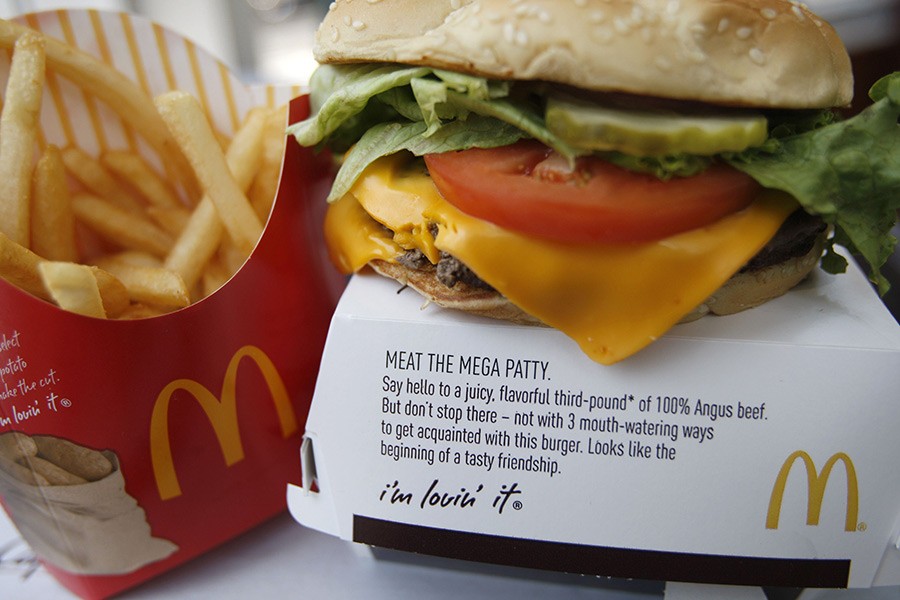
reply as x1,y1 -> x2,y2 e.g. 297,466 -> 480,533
342,15 -> 351,25
613,16 -> 630,33
592,26 -> 614,44
654,56 -> 672,71
735,26 -> 752,39
687,48 -> 706,64
749,47 -> 766,65
761,7 -> 777,20
516,29 -> 529,45
503,21 -> 516,42
631,5 -> 645,24
791,4 -> 805,20
590,10 -> 605,23
717,18 -> 729,33
351,20 -> 366,30
330,26 -> 339,42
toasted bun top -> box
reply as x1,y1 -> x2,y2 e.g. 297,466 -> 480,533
314,0 -> 853,109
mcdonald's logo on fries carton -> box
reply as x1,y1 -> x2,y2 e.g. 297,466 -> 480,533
0,9 -> 344,600
766,450 -> 860,533
150,345 -> 299,501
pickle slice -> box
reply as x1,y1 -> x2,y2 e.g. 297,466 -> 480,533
545,96 -> 768,157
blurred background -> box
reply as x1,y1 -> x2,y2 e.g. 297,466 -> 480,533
0,0 -> 897,318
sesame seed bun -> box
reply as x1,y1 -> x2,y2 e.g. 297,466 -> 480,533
315,0 -> 853,109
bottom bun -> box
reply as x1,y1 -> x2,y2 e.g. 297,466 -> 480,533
369,231 -> 826,328
679,231 -> 826,322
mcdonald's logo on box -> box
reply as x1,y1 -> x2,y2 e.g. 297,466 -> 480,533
766,450 -> 860,533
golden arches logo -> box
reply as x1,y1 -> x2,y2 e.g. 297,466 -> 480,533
150,345 -> 298,500
766,450 -> 859,532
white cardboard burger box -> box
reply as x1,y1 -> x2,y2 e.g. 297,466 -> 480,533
288,256 -> 900,597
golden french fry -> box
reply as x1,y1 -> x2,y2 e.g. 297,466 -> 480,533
147,205 -> 190,236
91,266 -> 130,317
117,302 -> 168,320
96,250 -> 162,268
0,31 -> 45,247
31,145 -> 79,261
71,192 -> 174,257
217,238 -> 248,278
61,147 -> 143,213
0,231 -> 51,300
155,91 -> 263,256
201,257 -> 231,299
33,435 -> 113,481
0,432 -> 38,461
101,150 -> 182,209
164,198 -> 223,291
163,107 -> 268,289
248,105 -> 287,221
0,18 -> 199,198
21,455 -> 88,486
38,261 -> 107,318
91,256 -> 189,310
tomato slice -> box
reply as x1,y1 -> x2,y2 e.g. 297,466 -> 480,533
423,141 -> 762,244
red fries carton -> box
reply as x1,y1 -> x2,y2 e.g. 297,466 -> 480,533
0,10 -> 343,599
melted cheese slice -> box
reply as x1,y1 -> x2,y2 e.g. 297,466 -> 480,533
325,153 -> 797,364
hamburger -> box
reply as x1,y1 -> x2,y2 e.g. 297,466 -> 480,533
289,0 -> 900,365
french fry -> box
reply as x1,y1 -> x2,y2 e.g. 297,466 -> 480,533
33,435 -> 113,481
0,31 -> 45,247
155,91 -> 263,257
248,105 -> 288,222
163,107 -> 268,289
96,250 -> 162,268
91,255 -> 190,310
0,18 -> 199,198
200,257 -> 232,299
71,192 -> 174,257
91,266 -> 130,317
0,231 -> 51,300
147,205 -> 190,237
61,147 -> 144,213
31,145 -> 79,261
101,150 -> 183,209
118,303 -> 168,319
217,239 -> 248,278
38,261 -> 107,318
163,198 -> 223,291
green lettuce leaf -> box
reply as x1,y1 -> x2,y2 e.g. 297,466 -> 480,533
725,73 -> 900,294
328,116 -> 527,203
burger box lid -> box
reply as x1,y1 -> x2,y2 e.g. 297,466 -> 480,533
288,256 -> 900,593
